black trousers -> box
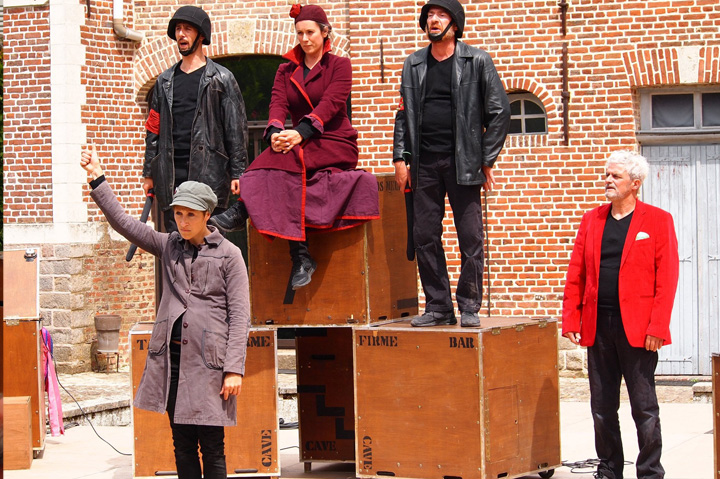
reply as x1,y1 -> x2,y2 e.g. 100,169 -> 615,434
588,310 -> 664,479
413,152 -> 484,314
167,343 -> 227,479
288,240 -> 310,261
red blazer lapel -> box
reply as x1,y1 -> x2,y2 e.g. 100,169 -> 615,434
592,204 -> 611,282
620,200 -> 647,269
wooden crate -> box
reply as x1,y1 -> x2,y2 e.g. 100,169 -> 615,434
714,353 -> 719,479
248,174 -> 418,327
296,328 -> 355,467
2,249 -> 46,454
4,396 -> 34,470
354,317 -> 561,479
130,324 -> 279,478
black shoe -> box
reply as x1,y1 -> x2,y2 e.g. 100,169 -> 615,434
290,256 -> 317,290
410,311 -> 457,327
460,311 -> 480,327
209,201 -> 247,233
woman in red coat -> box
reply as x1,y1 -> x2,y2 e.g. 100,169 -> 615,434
212,4 -> 379,289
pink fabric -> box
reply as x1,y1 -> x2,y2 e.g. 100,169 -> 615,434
41,328 -> 64,436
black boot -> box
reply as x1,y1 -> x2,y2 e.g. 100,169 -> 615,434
209,201 -> 248,232
289,241 -> 316,290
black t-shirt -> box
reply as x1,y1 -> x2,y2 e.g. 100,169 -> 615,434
420,50 -> 454,154
172,65 -> 206,186
597,210 -> 634,311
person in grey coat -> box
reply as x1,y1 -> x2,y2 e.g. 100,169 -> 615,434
81,145 -> 250,479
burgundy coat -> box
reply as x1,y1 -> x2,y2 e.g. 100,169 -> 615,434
240,43 -> 379,240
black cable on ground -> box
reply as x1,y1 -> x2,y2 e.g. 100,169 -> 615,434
561,458 -> 634,474
45,331 -> 132,456
279,418 -> 299,429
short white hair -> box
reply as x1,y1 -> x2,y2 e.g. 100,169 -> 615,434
605,150 -> 649,183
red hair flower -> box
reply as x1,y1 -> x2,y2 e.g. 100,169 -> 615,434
289,4 -> 302,18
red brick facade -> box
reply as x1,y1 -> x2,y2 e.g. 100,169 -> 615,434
3,0 -> 720,371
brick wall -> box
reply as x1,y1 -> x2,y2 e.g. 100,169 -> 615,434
3,7 -> 53,223
4,0 -> 720,373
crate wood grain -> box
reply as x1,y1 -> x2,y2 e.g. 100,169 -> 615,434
130,324 -> 279,478
354,317 -> 561,479
248,174 -> 418,327
296,328 -> 355,465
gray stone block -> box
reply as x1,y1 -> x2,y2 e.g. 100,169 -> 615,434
54,276 -> 71,292
565,349 -> 586,373
55,244 -> 93,259
69,274 -> 92,292
40,292 -> 84,310
40,259 -> 83,275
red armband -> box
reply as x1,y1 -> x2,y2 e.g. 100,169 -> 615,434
145,109 -> 160,135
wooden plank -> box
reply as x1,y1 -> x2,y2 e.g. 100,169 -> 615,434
2,249 -> 39,319
3,319 -> 46,451
296,328 -> 355,464
354,317 -> 560,479
713,353 -> 720,479
247,174 -> 419,327
130,325 -> 279,478
481,320 -> 561,478
355,327 -> 482,478
367,174 -> 419,322
248,225 -> 367,326
4,396 -> 33,470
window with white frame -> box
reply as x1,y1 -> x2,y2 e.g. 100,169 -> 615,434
508,92 -> 548,135
640,89 -> 720,132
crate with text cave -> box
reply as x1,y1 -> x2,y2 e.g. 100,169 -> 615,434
295,327 -> 356,471
2,249 -> 47,456
354,316 -> 561,479
248,174 -> 418,327
130,324 -> 279,478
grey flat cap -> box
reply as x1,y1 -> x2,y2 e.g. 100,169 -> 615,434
170,181 -> 217,213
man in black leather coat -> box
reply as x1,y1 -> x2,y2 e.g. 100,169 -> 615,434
394,0 -> 510,328
143,6 -> 248,232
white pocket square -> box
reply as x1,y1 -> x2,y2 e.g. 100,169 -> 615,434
636,232 -> 650,241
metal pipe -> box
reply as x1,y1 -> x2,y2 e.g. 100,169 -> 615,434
559,0 -> 569,36
113,0 -> 144,43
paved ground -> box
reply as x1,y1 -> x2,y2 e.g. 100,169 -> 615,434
5,401 -> 714,479
4,372 -> 713,478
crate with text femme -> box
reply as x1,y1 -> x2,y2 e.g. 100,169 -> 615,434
130,324 -> 279,478
354,317 -> 561,479
248,173 -> 418,327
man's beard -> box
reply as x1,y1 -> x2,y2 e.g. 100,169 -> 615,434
427,22 -> 454,42
179,36 -> 201,57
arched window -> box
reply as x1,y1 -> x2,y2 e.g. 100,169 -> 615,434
508,92 -> 547,135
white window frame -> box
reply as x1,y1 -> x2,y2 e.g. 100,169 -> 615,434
508,93 -> 548,135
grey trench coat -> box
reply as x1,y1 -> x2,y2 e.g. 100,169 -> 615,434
91,180 -> 250,426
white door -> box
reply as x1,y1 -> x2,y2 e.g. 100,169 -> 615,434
642,144 -> 720,375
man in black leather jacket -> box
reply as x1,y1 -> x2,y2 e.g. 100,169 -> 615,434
394,0 -> 510,328
143,6 -> 248,232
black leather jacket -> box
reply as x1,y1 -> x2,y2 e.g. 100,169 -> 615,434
394,41 -> 510,187
143,58 -> 248,210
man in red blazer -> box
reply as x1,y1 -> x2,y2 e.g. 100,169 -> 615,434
562,150 -> 679,479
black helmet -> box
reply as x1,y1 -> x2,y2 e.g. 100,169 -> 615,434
419,0 -> 465,39
167,6 -> 211,45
